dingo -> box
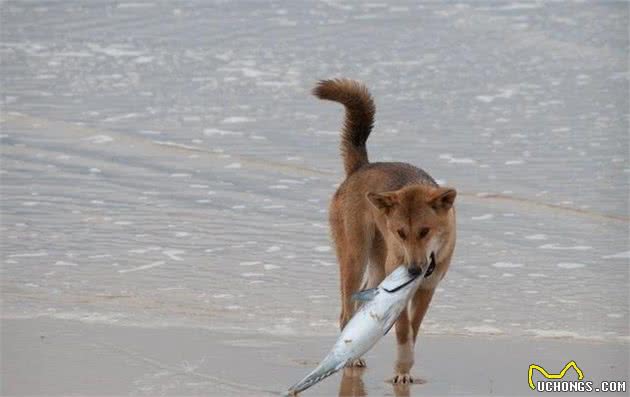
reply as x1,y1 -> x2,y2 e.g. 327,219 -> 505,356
314,79 -> 457,384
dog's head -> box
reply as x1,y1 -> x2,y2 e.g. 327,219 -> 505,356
367,185 -> 456,276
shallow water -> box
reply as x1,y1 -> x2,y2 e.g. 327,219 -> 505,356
1,1 -> 628,342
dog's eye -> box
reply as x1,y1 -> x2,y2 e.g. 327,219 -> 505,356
418,227 -> 430,239
397,229 -> 406,240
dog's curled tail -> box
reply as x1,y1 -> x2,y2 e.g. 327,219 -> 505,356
313,79 -> 375,175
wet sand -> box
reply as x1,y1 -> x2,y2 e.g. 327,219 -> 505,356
2,317 -> 627,396
1,1 -> 628,396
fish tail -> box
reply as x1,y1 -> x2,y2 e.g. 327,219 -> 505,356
287,356 -> 345,395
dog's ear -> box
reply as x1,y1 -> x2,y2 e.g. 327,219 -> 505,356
428,187 -> 456,212
366,191 -> 398,214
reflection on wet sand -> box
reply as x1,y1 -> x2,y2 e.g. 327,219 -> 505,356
338,367 -> 425,397
338,368 -> 367,397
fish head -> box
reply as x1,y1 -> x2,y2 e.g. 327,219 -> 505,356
380,265 -> 423,293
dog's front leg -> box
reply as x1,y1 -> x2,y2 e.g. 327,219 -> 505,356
388,287 -> 436,386
391,309 -> 415,384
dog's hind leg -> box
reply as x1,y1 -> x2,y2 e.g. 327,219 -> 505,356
331,207 -> 370,367
337,231 -> 368,332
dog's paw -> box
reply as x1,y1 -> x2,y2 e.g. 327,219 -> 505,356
349,358 -> 366,367
389,373 -> 418,385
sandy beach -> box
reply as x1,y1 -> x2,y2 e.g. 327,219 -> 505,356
2,317 -> 628,396
1,1 -> 628,396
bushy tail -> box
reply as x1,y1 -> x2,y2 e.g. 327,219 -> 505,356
313,79 -> 375,175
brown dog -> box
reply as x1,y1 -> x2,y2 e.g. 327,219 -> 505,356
314,79 -> 457,384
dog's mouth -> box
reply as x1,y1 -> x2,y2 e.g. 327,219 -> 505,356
406,252 -> 436,279
424,252 -> 436,279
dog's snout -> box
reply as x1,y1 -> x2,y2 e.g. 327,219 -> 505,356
407,264 -> 423,276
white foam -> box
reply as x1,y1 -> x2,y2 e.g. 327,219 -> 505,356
475,88 -> 516,104
557,263 -> 585,269
525,234 -> 547,240
54,261 -> 78,266
527,329 -> 579,339
8,252 -> 48,258
225,162 -> 241,169
439,153 -> 477,164
222,116 -> 255,124
118,261 -> 164,273
492,262 -> 523,268
48,311 -> 126,324
241,272 -> 264,277
496,3 -> 541,10
539,244 -> 592,251
241,68 -> 267,78
162,249 -> 184,261
314,130 -> 338,136
258,324 -> 295,336
464,325 -> 503,335
212,293 -> 233,299
134,56 -> 153,64
83,134 -> 114,144
314,246 -> 331,252
602,251 -> 630,259
471,214 -> 494,221
88,43 -> 143,57
117,3 -> 156,9
153,141 -> 199,150
203,128 -> 243,136
264,264 -> 280,270
239,261 -> 261,266
475,95 -> 494,103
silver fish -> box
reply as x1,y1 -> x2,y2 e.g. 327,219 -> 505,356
287,265 -> 424,395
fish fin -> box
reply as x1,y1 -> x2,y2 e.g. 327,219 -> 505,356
382,305 -> 401,335
351,288 -> 379,302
